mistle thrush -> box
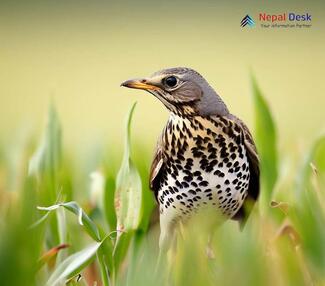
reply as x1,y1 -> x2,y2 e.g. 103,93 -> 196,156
121,67 -> 260,248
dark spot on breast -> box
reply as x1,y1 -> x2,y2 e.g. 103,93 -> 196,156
208,153 -> 217,159
223,157 -> 229,163
222,126 -> 229,133
175,180 -> 182,188
184,164 -> 192,170
205,166 -> 214,173
230,146 -> 237,152
182,182 -> 189,188
188,189 -> 196,195
191,181 -> 198,187
199,181 -> 209,187
178,154 -> 185,161
193,150 -> 204,158
200,158 -> 209,167
193,171 -> 201,176
183,176 -> 193,182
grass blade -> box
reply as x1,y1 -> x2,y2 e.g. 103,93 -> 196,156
38,201 -> 101,241
114,102 -> 142,233
113,103 -> 143,273
28,103 -> 63,246
46,242 -> 100,286
29,103 -> 62,202
296,135 -> 325,196
252,76 -> 278,207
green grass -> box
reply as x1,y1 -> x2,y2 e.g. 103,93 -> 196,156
0,79 -> 325,286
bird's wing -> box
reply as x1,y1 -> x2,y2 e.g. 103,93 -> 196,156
149,137 -> 166,200
228,115 -> 260,228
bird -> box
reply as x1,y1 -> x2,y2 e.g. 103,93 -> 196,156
121,67 -> 260,249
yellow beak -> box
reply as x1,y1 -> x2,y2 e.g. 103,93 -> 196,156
120,79 -> 159,91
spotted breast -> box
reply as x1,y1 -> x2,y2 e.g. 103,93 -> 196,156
150,113 -> 257,247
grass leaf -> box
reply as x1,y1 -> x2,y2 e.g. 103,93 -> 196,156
113,103 -> 143,273
252,77 -> 278,206
38,201 -> 101,241
28,104 -> 63,247
29,103 -> 62,202
46,242 -> 100,286
38,244 -> 70,269
114,102 -> 142,233
296,135 -> 325,196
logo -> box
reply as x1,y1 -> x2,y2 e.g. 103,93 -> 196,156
240,12 -> 312,29
240,15 -> 255,27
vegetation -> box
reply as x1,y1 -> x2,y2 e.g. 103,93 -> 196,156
0,79 -> 324,286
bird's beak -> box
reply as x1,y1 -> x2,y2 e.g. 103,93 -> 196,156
120,78 -> 159,91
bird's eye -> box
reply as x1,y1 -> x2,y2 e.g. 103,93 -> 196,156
164,76 -> 178,88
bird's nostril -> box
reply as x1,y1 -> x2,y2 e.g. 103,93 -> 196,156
141,79 -> 147,83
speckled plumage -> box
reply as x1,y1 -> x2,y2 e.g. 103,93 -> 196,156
151,110 -> 258,247
121,67 -> 260,248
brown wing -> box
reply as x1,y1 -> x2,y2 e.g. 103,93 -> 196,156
229,115 -> 260,228
149,137 -> 166,200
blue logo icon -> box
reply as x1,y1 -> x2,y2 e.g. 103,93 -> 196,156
241,15 -> 255,27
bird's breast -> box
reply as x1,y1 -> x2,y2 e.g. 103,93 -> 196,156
158,114 -> 250,221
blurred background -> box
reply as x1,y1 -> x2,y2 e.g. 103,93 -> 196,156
1,0 -> 324,158
1,1 -> 325,285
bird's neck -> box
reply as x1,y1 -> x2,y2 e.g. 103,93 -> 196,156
168,102 -> 198,117
163,113 -> 217,157
169,98 -> 229,118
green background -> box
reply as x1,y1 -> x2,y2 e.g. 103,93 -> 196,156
1,0 -> 324,154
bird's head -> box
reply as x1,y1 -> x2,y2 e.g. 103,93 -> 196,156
121,67 -> 229,116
